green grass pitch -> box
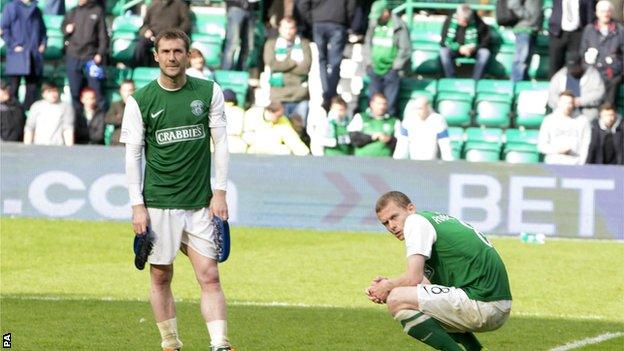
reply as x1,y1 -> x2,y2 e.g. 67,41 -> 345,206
1,218 -> 623,350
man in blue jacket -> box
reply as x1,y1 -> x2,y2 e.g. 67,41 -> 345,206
1,0 -> 46,110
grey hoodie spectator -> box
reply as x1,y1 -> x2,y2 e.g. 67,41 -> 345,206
509,0 -> 543,82
548,55 -> 605,119
363,0 -> 411,117
580,0 -> 624,106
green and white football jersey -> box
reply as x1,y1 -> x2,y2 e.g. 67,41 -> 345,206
120,76 -> 226,209
404,211 -> 512,302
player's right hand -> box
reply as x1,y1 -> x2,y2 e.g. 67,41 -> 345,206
132,205 -> 149,235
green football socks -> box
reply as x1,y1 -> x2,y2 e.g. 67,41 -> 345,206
395,310 -> 463,351
449,332 -> 483,351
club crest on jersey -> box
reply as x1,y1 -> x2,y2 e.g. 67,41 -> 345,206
190,100 -> 205,116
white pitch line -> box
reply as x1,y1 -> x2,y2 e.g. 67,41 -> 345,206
549,332 -> 624,351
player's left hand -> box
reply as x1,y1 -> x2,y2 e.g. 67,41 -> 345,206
367,279 -> 391,304
209,190 -> 228,221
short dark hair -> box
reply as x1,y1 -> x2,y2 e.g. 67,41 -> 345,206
80,87 -> 96,98
375,191 -> 412,213
599,103 -> 616,112
41,81 -> 59,92
154,28 -> 190,53
266,100 -> 283,113
330,96 -> 347,108
559,90 -> 575,99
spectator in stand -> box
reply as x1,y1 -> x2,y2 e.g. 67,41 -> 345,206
1,0 -> 47,110
363,0 -> 411,117
347,93 -> 401,157
186,48 -> 213,80
74,87 -> 105,144
548,0 -> 596,78
62,0 -> 109,111
439,4 -> 491,80
586,103 -> 624,163
0,81 -> 25,142
509,0 -> 543,82
222,0 -> 260,71
321,96 -> 353,156
538,90 -> 591,165
264,16 -> 312,123
393,95 -> 454,161
24,82 -> 74,146
297,0 -> 356,109
104,80 -> 135,146
223,89 -> 248,153
580,0 -> 624,106
133,0 -> 191,68
607,0 -> 623,23
548,54 -> 605,120
243,100 -> 310,155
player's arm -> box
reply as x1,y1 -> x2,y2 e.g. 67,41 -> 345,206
119,96 -> 149,234
209,83 -> 229,220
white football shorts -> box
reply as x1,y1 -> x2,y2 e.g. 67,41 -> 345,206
416,284 -> 512,333
147,207 -> 217,264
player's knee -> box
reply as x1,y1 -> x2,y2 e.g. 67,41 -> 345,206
197,267 -> 221,291
150,265 -> 173,286
386,289 -> 403,315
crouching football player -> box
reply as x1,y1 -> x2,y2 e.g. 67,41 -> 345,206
367,191 -> 512,351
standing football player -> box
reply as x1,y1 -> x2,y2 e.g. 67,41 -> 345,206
367,191 -> 512,351
120,29 -> 233,351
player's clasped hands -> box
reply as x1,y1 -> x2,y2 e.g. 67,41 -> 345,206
365,276 -> 390,304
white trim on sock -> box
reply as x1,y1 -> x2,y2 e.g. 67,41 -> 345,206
207,319 -> 229,347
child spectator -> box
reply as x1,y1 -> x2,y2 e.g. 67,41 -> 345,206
24,82 -> 74,146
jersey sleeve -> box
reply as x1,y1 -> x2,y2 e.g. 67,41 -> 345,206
209,83 -> 227,128
119,96 -> 144,145
404,213 -> 437,258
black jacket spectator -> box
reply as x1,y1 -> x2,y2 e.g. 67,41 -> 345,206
549,0 -> 595,37
61,0 -> 108,62
441,12 -> 491,50
0,97 -> 25,142
139,0 -> 191,36
75,107 -> 105,144
586,117 -> 624,164
297,0 -> 356,27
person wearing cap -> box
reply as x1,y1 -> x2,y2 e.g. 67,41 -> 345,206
548,54 -> 605,120
222,89 -> 248,153
580,0 -> 624,107
363,0 -> 411,117
439,4 -> 491,80
243,100 -> 310,156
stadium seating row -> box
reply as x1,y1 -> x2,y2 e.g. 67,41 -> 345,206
449,127 -> 541,163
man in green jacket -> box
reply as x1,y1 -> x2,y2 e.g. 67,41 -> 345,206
347,93 -> 401,157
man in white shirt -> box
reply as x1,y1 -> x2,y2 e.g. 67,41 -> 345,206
23,82 -> 74,146
538,90 -> 591,164
393,96 -> 453,161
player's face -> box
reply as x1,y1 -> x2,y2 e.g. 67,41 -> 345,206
154,38 -> 190,80
377,201 -> 416,241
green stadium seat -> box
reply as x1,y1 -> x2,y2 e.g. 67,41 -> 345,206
475,80 -> 513,128
398,78 -> 437,118
132,67 -> 160,89
43,30 -> 64,60
111,15 -> 143,33
503,128 -> 540,163
448,127 -> 464,160
463,127 -> 503,162
435,79 -> 475,127
193,12 -> 227,39
43,14 -> 63,29
214,70 -> 249,107
410,21 -> 444,74
0,36 -> 5,57
191,34 -> 223,68
106,66 -> 133,89
514,81 -> 550,128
